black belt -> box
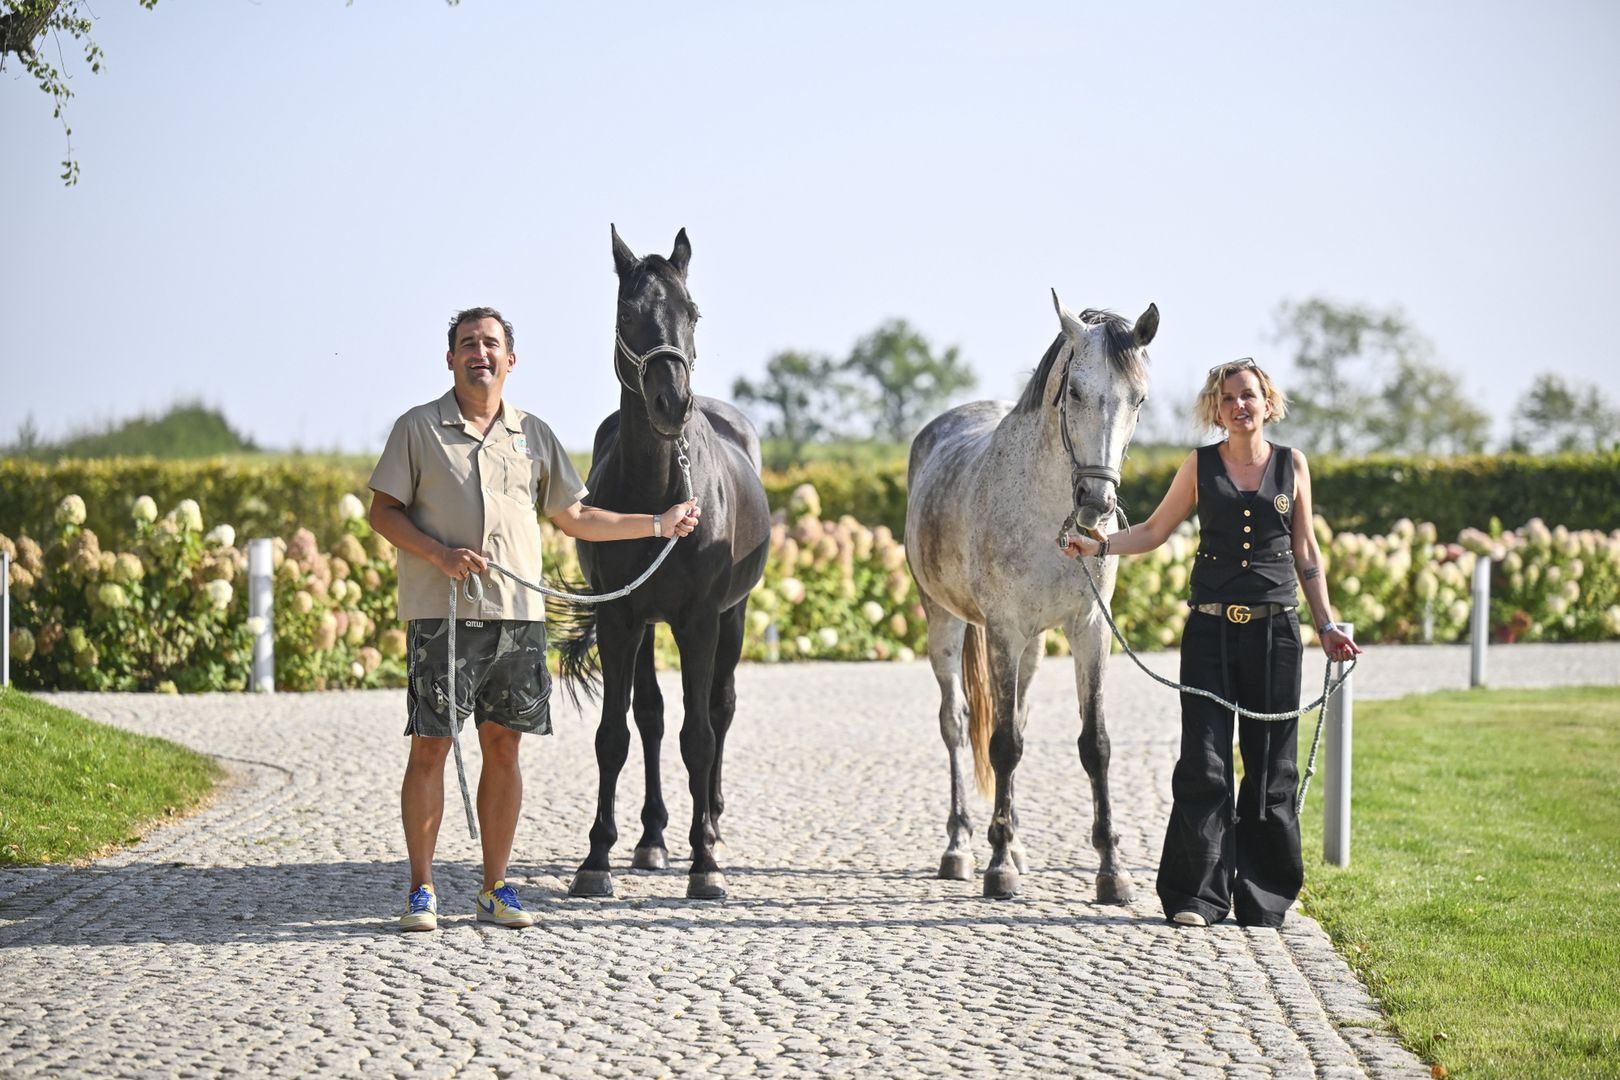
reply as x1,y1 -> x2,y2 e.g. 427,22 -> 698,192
1190,602 -> 1294,625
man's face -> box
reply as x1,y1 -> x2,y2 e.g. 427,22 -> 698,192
446,316 -> 515,395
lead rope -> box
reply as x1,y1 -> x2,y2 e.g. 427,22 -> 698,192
441,437 -> 694,838
1072,551 -> 1354,814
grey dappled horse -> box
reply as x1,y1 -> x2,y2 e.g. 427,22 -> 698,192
905,294 -> 1157,901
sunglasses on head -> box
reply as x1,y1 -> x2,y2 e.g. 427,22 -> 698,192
1209,357 -> 1258,376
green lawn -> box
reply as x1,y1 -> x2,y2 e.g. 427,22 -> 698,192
0,687 -> 221,865
1298,685 -> 1620,1079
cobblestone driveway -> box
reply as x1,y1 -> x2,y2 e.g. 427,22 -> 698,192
8,643 -> 1613,1077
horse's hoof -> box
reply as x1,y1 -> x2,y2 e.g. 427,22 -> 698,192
983,866 -> 1021,899
1096,872 -> 1135,904
631,845 -> 669,871
687,872 -> 727,900
938,852 -> 974,880
569,870 -> 614,898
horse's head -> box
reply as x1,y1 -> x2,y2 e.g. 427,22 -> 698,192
612,224 -> 700,439
1049,291 -> 1157,530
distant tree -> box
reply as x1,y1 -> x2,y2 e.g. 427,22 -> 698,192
1508,375 -> 1620,453
1271,298 -> 1487,456
1365,355 -> 1491,455
4,402 -> 257,459
842,319 -> 976,443
732,351 -> 853,464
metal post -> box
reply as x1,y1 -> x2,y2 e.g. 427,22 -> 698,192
1470,556 -> 1491,688
1323,622 -> 1354,868
248,539 -> 274,692
2,551 -> 10,688
764,622 -> 779,663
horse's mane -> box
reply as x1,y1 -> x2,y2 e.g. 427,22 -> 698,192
1013,309 -> 1148,414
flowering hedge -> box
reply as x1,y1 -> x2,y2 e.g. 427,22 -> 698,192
5,485 -> 1618,692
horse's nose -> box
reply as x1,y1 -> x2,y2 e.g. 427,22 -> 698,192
655,391 -> 671,417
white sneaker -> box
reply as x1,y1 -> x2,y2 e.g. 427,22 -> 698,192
1171,910 -> 1209,927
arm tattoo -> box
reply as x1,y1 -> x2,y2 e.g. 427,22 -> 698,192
1301,565 -> 1322,583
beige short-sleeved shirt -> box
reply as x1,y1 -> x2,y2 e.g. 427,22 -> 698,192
369,390 -> 587,622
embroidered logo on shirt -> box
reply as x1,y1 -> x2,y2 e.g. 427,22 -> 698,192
1274,494 -> 1290,513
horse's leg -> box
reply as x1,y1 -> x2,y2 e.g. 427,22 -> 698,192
984,627 -> 1041,899
672,612 -> 726,899
920,589 -> 973,879
706,598 -> 747,854
1066,611 -> 1135,904
569,609 -> 642,898
630,625 -> 669,871
1005,630 -> 1045,876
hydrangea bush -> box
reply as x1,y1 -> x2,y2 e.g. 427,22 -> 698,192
5,486 -> 1618,693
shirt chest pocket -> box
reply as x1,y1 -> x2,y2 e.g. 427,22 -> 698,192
490,443 -> 541,507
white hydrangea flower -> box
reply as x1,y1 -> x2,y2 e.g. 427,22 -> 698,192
132,495 -> 158,524
206,524 -> 236,549
245,616 -> 268,637
794,635 -> 813,655
55,494 -> 87,527
896,646 -> 916,663
177,499 -> 204,533
206,579 -> 233,609
339,493 -> 366,521
351,661 -> 366,679
817,627 -> 839,648
860,601 -> 884,625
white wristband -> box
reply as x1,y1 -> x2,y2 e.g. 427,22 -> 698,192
652,514 -> 662,538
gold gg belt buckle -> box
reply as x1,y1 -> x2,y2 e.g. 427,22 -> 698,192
1225,604 -> 1253,624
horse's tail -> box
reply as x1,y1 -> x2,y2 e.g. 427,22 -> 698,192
549,590 -> 602,711
962,624 -> 994,798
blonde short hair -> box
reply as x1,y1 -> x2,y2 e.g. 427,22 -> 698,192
1194,359 -> 1289,431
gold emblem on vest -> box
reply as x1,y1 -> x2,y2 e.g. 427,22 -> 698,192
1225,604 -> 1253,624
1274,493 -> 1290,514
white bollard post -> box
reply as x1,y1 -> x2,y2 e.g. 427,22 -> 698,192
1470,556 -> 1491,688
1322,622 -> 1354,868
248,538 -> 275,693
764,622 -> 779,663
2,550 -> 10,688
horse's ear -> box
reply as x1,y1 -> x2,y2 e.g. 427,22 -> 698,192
611,223 -> 636,278
670,228 -> 692,279
1051,288 -> 1085,338
1134,303 -> 1160,347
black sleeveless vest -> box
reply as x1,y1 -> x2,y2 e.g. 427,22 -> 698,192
1189,442 -> 1297,606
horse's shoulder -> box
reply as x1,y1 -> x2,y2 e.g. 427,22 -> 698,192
591,412 -> 622,459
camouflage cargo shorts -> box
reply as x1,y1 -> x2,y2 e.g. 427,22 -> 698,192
405,619 -> 552,737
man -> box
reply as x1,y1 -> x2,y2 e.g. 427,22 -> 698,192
369,306 -> 699,932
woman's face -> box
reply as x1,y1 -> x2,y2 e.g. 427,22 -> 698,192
1217,370 -> 1271,433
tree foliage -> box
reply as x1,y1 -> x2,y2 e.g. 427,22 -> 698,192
3,402 -> 258,461
1508,374 -> 1620,454
1271,298 -> 1488,456
732,351 -> 853,465
843,319 -> 976,444
0,0 -> 158,185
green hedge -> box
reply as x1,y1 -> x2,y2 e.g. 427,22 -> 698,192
0,457 -> 370,551
760,450 -> 1620,538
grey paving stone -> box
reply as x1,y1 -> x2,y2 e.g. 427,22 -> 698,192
6,641 -> 1612,1077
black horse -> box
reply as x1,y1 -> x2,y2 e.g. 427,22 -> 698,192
558,225 -> 771,900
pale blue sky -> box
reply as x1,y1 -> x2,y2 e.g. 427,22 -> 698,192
3,1 -> 1617,453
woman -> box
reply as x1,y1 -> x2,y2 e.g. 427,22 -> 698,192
1061,358 -> 1361,928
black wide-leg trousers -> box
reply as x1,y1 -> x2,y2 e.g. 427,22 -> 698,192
1156,608 -> 1305,927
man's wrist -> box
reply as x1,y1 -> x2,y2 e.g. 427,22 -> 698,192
1318,620 -> 1339,636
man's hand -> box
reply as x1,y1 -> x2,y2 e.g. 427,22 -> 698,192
663,499 -> 701,538
434,545 -> 488,581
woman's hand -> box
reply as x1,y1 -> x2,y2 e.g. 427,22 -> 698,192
1320,627 -> 1362,662
1059,533 -> 1099,558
